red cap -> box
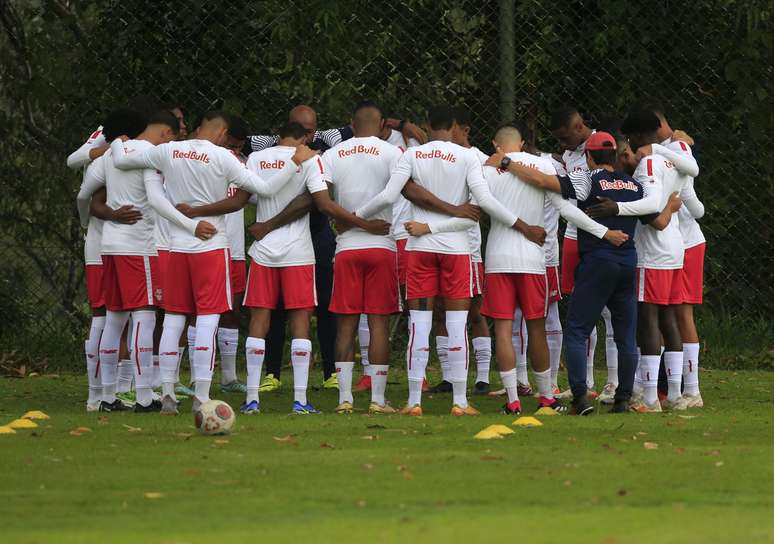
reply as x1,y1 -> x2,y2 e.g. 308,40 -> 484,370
585,131 -> 617,151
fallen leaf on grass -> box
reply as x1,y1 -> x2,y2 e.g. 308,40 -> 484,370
143,492 -> 164,499
678,415 -> 697,419
175,432 -> 193,439
320,442 -> 335,449
564,480 -> 572,487
366,424 -> 386,429
356,500 -> 367,508
123,424 -> 142,432
715,461 -> 724,467
362,463 -> 373,470
214,439 -> 229,444
97,416 -> 109,425
361,435 -> 378,440
617,489 -> 627,496
273,435 -> 296,443
480,455 -> 504,461
643,442 -> 659,450
69,426 -> 92,436
674,447 -> 686,455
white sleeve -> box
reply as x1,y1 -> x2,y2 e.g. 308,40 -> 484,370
355,152 -> 412,217
67,132 -> 106,170
227,150 -> 296,196
680,178 -> 705,219
144,171 -> 198,236
548,193 -> 608,239
76,158 -> 106,227
427,217 -> 477,234
321,152 -> 334,183
304,156 -> 329,194
652,143 -> 699,178
110,139 -> 167,171
467,161 -> 519,226
617,158 -> 662,216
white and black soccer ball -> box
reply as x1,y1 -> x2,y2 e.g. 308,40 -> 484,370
194,400 -> 235,435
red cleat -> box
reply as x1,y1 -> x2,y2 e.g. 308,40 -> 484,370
422,378 -> 429,392
353,375 -> 372,392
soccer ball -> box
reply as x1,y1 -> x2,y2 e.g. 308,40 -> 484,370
194,400 -> 235,435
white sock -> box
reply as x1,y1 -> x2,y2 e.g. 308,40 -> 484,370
99,310 -> 129,403
683,342 -> 700,396
545,302 -> 562,387
85,316 -> 105,404
193,314 -> 221,403
117,359 -> 134,393
131,310 -> 156,407
512,307 -> 529,384
664,350 -> 684,401
534,368 -> 553,400
358,314 -> 371,377
640,355 -> 660,405
586,326 -> 598,389
371,364 -> 389,406
217,327 -> 239,385
447,310 -> 469,408
633,347 -> 643,393
336,361 -> 354,404
159,314 -> 186,400
245,337 -> 264,404
187,325 -> 197,384
151,356 -> 161,389
472,336 -> 491,384
601,307 -> 618,386
407,310 -> 432,406
500,368 -> 519,404
175,347 -> 184,384
436,335 -> 449,382
291,338 -> 312,405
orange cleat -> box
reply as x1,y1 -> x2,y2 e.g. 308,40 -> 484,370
400,404 -> 423,416
450,404 -> 480,416
353,375 -> 372,392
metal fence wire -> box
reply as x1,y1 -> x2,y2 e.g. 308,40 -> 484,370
0,0 -> 771,367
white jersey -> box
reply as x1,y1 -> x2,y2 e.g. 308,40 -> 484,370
467,146 -> 488,263
322,136 -> 403,253
111,138 -> 298,254
71,127 -> 105,265
154,189 -> 171,251
540,152 -> 566,267
658,138 -> 706,249
246,146 -> 327,267
90,140 -> 160,256
224,183 -> 246,260
385,131 -> 415,241
632,155 -> 686,269
561,132 -> 593,240
484,152 -> 556,274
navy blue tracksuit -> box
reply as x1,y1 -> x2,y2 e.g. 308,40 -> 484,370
558,169 -> 644,401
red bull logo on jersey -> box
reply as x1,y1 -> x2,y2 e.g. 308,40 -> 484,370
260,159 -> 286,170
415,149 -> 457,163
172,149 -> 210,164
338,144 -> 380,158
600,179 -> 639,192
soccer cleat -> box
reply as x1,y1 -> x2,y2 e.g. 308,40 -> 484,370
335,401 -> 354,414
429,380 -> 453,393
661,396 -> 690,411
517,382 -> 533,397
353,375 -> 372,392
535,397 -> 566,415
451,404 -> 480,416
86,401 -> 101,413
151,390 -> 162,402
569,396 -> 594,416
683,393 -> 704,408
587,389 -> 599,401
191,397 -> 203,413
610,399 -> 631,413
502,400 -> 522,415
99,399 -> 132,412
555,388 -> 574,400
134,399 -> 162,413
220,380 -> 247,394
551,385 -> 562,396
116,391 -> 136,407
323,374 -> 339,390
473,381 -> 490,395
630,400 -> 663,413
292,401 -> 321,414
160,395 -> 179,415
369,402 -> 397,414
422,378 -> 429,392
399,404 -> 423,416
259,374 -> 282,392
240,400 -> 260,414
175,383 -> 194,398
598,383 -> 617,405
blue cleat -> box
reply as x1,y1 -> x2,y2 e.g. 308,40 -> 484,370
292,401 -> 321,414
240,400 -> 260,414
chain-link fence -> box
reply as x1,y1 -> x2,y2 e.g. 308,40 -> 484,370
1,0 -> 772,369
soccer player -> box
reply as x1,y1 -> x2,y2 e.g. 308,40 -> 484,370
482,126 -> 627,414
355,105 -> 544,416
322,101 -> 404,413
110,111 -> 317,414
85,110 -> 180,412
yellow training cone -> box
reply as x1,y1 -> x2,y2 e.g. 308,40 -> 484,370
512,416 -> 543,427
0,426 -> 16,434
535,406 -> 561,416
22,411 -> 49,420
474,429 -> 504,440
8,418 -> 38,429
484,424 -> 514,435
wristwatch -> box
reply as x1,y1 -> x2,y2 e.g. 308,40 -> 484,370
499,156 -> 512,170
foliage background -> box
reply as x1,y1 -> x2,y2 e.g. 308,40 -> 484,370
0,0 -> 771,369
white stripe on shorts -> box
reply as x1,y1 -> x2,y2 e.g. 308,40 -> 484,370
143,256 -> 153,306
637,267 -> 646,302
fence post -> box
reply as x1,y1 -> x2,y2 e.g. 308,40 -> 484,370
498,0 -> 515,123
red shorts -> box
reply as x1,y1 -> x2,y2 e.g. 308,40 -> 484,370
680,244 -> 705,304
164,249 -> 232,315
472,262 -> 485,297
396,238 -> 408,286
560,237 -> 579,295
546,265 -> 562,303
330,248 -> 400,315
406,251 -> 473,300
230,259 -> 247,296
85,264 -> 105,309
636,267 -> 682,305
156,250 -> 170,306
243,260 -> 316,310
481,272 -> 548,320
103,255 -> 160,311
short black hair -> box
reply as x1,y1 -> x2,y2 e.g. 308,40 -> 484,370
146,110 -> 180,135
452,106 -> 471,128
597,114 -> 622,134
620,109 -> 661,135
588,149 -> 617,167
353,100 -> 382,117
227,114 -> 250,141
201,110 -> 230,127
549,106 -> 579,131
102,108 -> 147,141
639,99 -> 666,119
427,105 -> 455,131
278,121 -> 308,140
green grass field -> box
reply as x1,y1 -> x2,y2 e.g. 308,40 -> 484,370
2,368 -> 773,543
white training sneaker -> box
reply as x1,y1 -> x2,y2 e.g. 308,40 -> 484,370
556,388 -> 574,400
598,383 -> 617,405
683,393 -> 704,408
630,399 -> 663,413
86,401 -> 101,412
662,396 -> 690,411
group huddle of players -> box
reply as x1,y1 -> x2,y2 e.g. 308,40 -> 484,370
69,98 -> 705,417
